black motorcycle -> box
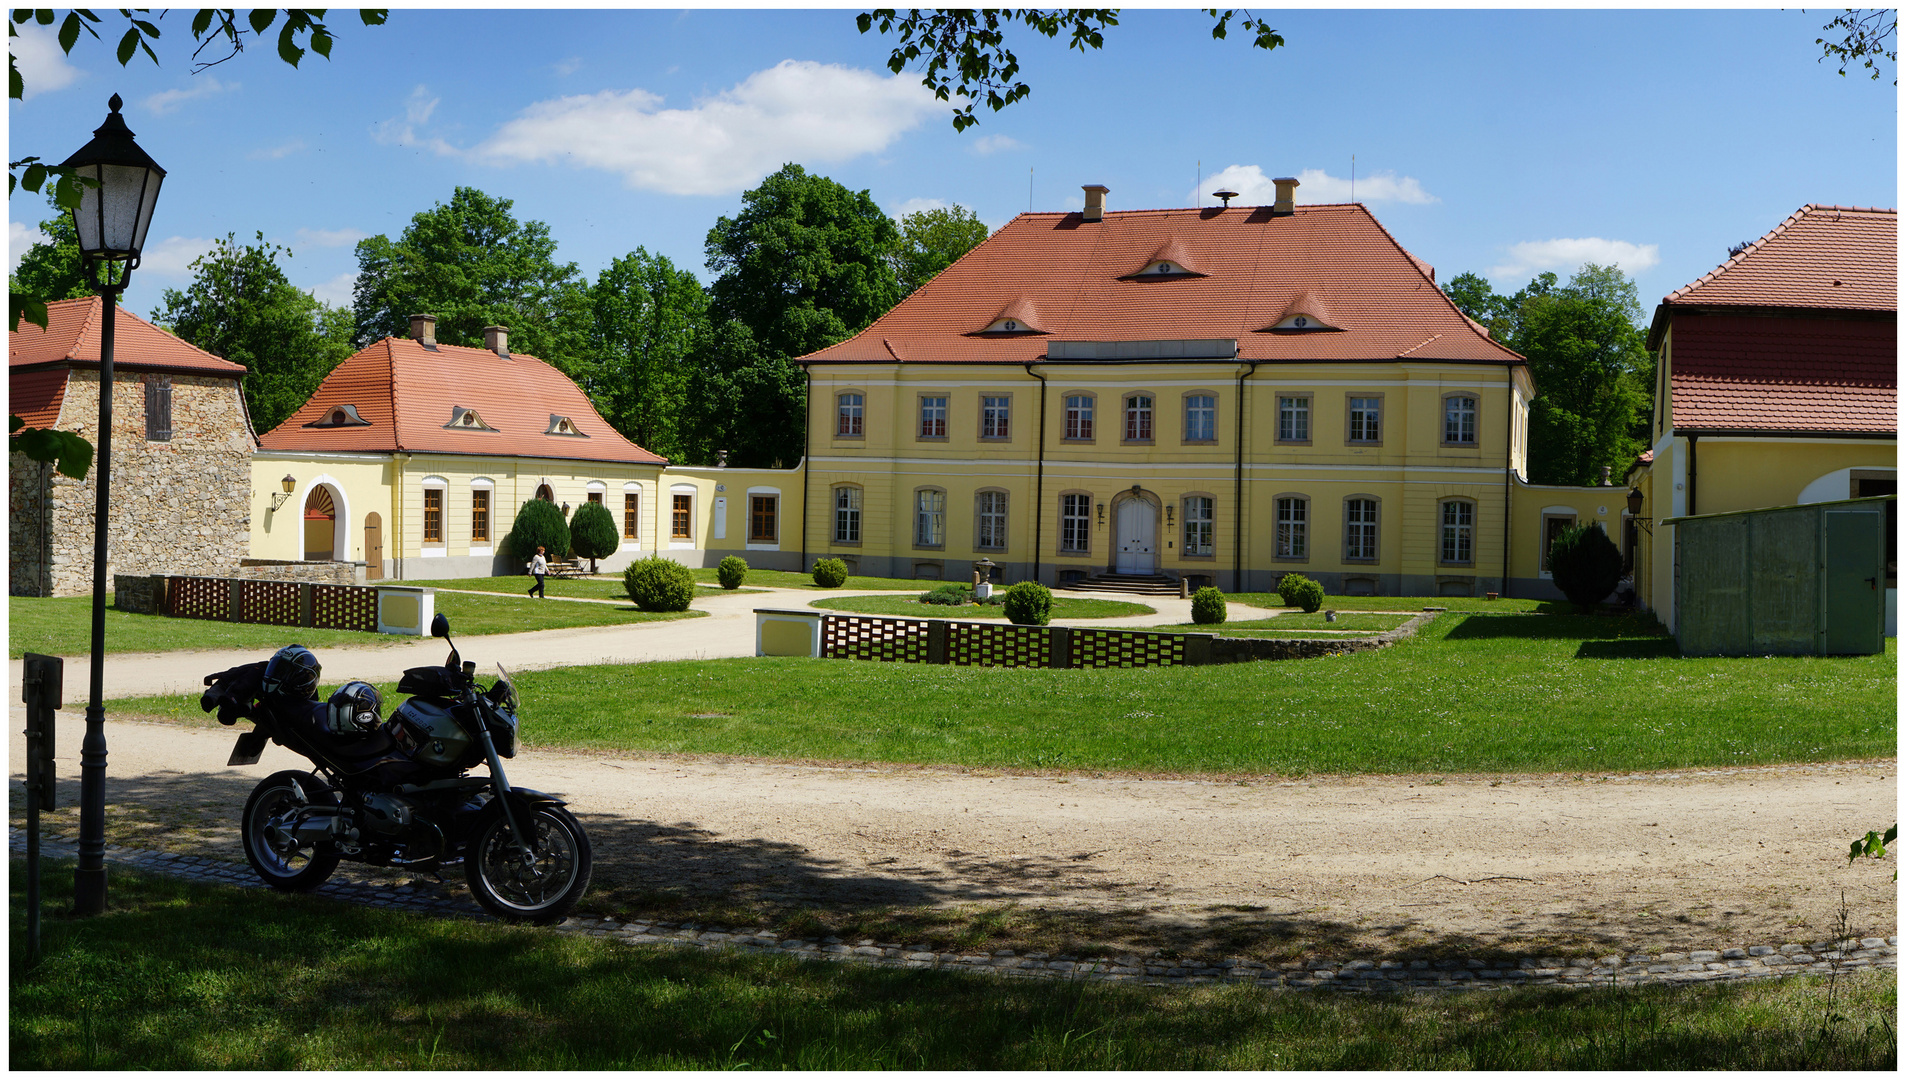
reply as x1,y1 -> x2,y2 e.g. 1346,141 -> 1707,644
200,614 -> 592,923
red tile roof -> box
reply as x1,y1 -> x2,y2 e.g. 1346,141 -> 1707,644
10,296 -> 246,375
801,203 -> 1523,366
1660,204 -> 1896,316
9,366 -> 69,428
1668,315 -> 1895,434
259,336 -> 667,464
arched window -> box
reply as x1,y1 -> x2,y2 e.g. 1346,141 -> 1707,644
914,488 -> 946,548
1443,395 -> 1479,446
1182,495 -> 1215,556
1440,499 -> 1476,565
1275,494 -> 1308,560
1122,393 -> 1154,443
833,485 -> 862,544
1343,496 -> 1379,562
1063,394 -> 1096,441
975,490 -> 1008,551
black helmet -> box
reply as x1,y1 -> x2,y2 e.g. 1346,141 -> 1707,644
325,680 -> 383,735
262,644 -> 321,700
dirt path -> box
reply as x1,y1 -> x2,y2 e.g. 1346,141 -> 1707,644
11,711 -> 1894,962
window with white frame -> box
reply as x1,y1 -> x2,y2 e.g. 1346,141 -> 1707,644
837,393 -> 864,437
1060,493 -> 1091,553
975,490 -> 1008,550
915,489 -> 945,547
1184,394 -> 1216,442
470,486 -> 491,544
1441,499 -> 1475,565
623,491 -> 640,541
919,395 -> 948,439
672,493 -> 692,540
749,495 -> 778,543
1123,394 -> 1154,441
1275,496 -> 1308,559
1347,396 -> 1381,443
981,395 -> 1010,439
834,486 -> 862,544
1444,395 -> 1478,445
1344,497 -> 1378,562
1278,396 -> 1310,442
422,487 -> 444,545
1064,394 -> 1095,440
1183,496 -> 1214,556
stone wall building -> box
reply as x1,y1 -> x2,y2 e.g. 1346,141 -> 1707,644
10,296 -> 254,596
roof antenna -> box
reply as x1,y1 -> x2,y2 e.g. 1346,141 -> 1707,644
1029,166 -> 1033,213
1351,153 -> 1356,204
1196,159 -> 1201,207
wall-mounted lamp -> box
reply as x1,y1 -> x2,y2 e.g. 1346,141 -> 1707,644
1096,502 -> 1105,526
1165,504 -> 1174,527
561,501 -> 572,517
268,474 -> 297,512
1626,486 -> 1652,534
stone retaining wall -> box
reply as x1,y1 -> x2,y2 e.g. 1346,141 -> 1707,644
237,559 -> 361,584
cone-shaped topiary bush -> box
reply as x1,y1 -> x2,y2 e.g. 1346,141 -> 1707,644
1549,523 -> 1623,611
507,499 -> 570,567
568,501 -> 619,574
716,555 -> 749,590
624,555 -> 695,612
1191,585 -> 1228,624
1003,581 -> 1053,625
1277,572 -> 1325,613
812,558 -> 849,588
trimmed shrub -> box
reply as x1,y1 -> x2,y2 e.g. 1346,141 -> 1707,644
1549,523 -> 1623,611
568,501 -> 619,574
716,555 -> 749,590
812,558 -> 849,588
1003,581 -> 1053,625
920,583 -> 972,606
1190,586 -> 1228,624
1277,573 -> 1325,613
506,499 -> 570,567
623,555 -> 695,612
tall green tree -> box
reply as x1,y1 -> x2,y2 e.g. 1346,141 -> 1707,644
679,319 -> 808,469
152,232 -> 356,435
584,248 -> 708,462
351,187 -> 589,372
893,203 -> 990,296
1444,264 -> 1652,486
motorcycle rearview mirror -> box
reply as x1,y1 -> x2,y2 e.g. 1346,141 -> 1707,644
430,613 -> 459,669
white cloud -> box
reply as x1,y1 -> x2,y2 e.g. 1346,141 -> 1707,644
136,236 -> 217,280
1193,164 -> 1438,207
473,60 -> 945,197
8,24 -> 82,100
892,197 -> 947,220
372,85 -> 456,154
1489,238 -> 1662,281
553,57 -> 583,77
249,139 -> 307,160
142,77 -> 238,116
969,134 -> 1023,156
10,221 -> 50,274
294,227 -> 369,249
307,272 -> 357,308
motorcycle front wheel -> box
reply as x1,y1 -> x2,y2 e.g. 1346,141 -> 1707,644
242,770 -> 343,891
464,803 -> 593,924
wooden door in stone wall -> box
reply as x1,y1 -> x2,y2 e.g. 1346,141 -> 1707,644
304,487 -> 336,561
364,513 -> 383,580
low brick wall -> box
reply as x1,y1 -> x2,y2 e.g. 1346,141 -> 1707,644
1205,610 -> 1439,662
112,573 -> 164,614
236,559 -> 360,584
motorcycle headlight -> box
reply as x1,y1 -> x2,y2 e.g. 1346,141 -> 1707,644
491,711 -> 518,758
486,679 -> 519,713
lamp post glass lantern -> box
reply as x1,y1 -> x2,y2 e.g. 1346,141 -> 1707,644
62,93 -> 165,916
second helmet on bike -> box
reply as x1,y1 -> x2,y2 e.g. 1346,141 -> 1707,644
325,680 -> 384,735
262,644 -> 321,700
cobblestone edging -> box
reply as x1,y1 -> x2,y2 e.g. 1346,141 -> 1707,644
14,826 -> 1895,992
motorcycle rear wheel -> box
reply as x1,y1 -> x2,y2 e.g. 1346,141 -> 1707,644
242,770 -> 343,891
464,803 -> 593,924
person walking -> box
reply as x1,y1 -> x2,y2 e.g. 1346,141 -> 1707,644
527,545 -> 548,599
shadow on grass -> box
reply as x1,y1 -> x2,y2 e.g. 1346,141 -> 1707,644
1574,638 -> 1681,659
18,760 -> 1714,970
1441,613 -> 1670,644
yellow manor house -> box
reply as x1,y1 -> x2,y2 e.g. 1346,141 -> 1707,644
788,181 -> 1588,597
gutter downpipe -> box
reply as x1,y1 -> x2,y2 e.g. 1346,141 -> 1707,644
799,366 -> 813,574
1234,360 -> 1261,592
1686,432 -> 1698,517
1501,368 -> 1516,598
393,451 -> 410,580
1025,361 -> 1048,584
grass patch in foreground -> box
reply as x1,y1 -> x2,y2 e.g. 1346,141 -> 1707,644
810,594 -> 1154,619
11,861 -> 1894,1071
694,567 -> 924,591
10,590 -> 703,658
105,613 -> 1896,776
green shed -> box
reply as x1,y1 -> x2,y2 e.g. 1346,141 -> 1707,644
1669,496 -> 1892,656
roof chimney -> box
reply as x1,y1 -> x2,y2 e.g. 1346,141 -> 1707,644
1081,184 -> 1109,222
1272,176 -> 1300,216
408,313 -> 436,347
484,325 -> 510,357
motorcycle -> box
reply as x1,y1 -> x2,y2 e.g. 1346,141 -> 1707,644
200,613 -> 592,924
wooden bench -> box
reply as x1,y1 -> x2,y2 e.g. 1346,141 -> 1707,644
546,558 -> 591,579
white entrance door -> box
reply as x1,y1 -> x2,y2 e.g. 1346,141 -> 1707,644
1115,499 -> 1157,574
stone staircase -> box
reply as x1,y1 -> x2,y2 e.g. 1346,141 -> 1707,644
1063,572 -> 1181,597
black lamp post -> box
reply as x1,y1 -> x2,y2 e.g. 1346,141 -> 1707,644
61,93 -> 165,915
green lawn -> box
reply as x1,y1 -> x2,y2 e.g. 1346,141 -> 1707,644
696,567 -> 931,591
809,594 -> 1155,620
10,862 -> 1894,1070
1199,612 -> 1416,632
10,591 -> 703,659
106,613 -> 1897,777
1229,593 -> 1564,614
404,575 -> 767,602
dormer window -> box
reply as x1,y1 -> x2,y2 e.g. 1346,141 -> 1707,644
546,415 -> 588,437
977,297 -> 1044,335
981,317 -> 1033,334
1122,240 -> 1205,279
306,403 -> 371,428
1270,313 -> 1335,330
1262,289 -> 1342,332
442,406 -> 496,432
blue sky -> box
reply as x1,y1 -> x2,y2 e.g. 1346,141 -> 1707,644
9,8 -> 1897,322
